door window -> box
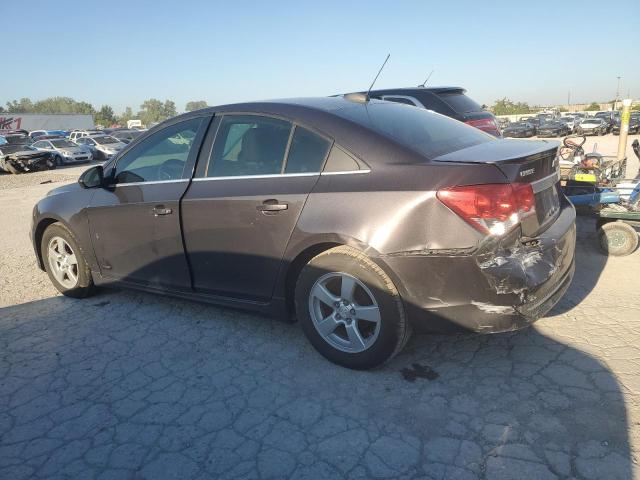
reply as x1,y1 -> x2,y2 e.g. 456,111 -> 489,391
284,126 -> 331,174
113,117 -> 203,184
206,115 -> 291,177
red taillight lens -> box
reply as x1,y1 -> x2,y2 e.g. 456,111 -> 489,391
465,118 -> 500,135
437,183 -> 535,235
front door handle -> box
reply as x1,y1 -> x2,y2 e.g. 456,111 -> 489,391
153,205 -> 173,216
257,199 -> 288,212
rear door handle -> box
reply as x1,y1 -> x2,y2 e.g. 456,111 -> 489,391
257,199 -> 288,212
153,205 -> 173,216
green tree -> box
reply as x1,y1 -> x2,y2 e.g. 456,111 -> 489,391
137,98 -> 178,125
117,107 -> 135,127
94,105 -> 116,126
185,100 -> 208,112
558,106 -> 568,113
585,102 -> 600,111
6,98 -> 34,113
632,104 -> 640,111
490,97 -> 532,115
163,100 -> 177,119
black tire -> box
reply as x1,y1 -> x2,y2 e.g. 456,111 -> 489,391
597,221 -> 638,257
295,245 -> 411,369
46,156 -> 57,170
55,155 -> 63,166
41,223 -> 95,298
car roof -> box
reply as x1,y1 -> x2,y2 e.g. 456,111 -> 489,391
157,96 -> 439,165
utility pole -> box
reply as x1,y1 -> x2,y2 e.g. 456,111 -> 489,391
614,76 -> 621,110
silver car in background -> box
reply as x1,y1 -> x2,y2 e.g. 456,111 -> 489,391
31,138 -> 93,165
75,135 -> 127,161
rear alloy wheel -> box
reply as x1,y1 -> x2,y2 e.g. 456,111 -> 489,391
46,156 -> 57,170
295,245 -> 411,369
42,223 -> 95,297
598,221 -> 638,256
55,155 -> 63,166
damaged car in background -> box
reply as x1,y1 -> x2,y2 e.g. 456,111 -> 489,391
31,97 -> 575,369
0,143 -> 57,173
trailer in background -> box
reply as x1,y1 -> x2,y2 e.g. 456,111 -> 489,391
0,113 -> 94,132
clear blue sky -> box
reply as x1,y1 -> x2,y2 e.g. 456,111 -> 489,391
3,0 -> 638,113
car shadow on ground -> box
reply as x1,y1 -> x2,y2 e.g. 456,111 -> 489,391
0,250 -> 634,479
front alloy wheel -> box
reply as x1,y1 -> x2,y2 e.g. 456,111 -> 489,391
47,236 -> 79,288
42,223 -> 95,297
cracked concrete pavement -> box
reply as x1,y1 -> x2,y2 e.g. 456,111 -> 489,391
1,135 -> 639,480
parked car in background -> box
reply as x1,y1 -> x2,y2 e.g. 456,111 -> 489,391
75,135 -> 127,160
594,111 -> 617,133
559,116 -> 577,132
498,117 -> 510,130
0,143 -> 56,173
30,97 -> 576,369
612,113 -> 640,135
0,131 -> 30,145
31,138 -> 93,165
577,117 -> 608,136
29,130 -> 49,142
355,86 -> 502,136
536,120 -> 571,138
110,129 -> 144,144
68,130 -> 103,142
520,116 -> 541,132
502,121 -> 536,138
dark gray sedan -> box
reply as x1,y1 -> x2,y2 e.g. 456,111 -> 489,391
31,97 -> 576,369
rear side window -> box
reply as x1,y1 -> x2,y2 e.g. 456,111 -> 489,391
207,115 -> 291,177
323,145 -> 361,172
438,93 -> 483,113
335,102 -> 493,159
284,127 -> 331,174
383,96 -> 418,106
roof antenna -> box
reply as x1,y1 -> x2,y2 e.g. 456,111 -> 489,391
366,54 -> 391,99
344,54 -> 390,104
419,70 -> 434,87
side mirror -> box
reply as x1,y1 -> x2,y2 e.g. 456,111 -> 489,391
78,165 -> 104,189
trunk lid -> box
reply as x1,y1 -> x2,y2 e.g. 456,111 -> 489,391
433,139 -> 561,237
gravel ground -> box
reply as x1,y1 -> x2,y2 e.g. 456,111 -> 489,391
0,134 -> 639,479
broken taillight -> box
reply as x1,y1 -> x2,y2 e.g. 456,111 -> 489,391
436,183 -> 535,236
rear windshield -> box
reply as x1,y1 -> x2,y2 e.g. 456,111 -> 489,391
437,93 -> 483,113
335,101 -> 493,159
51,140 -> 76,148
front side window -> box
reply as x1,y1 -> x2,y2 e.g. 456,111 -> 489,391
113,117 -> 203,184
284,126 -> 331,174
206,115 -> 291,177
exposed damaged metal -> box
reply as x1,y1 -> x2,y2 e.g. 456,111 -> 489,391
0,145 -> 54,174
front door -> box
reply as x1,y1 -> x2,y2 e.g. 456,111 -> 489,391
87,116 -> 209,290
181,114 -> 332,301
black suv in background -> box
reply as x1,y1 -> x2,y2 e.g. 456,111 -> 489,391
365,87 -> 502,137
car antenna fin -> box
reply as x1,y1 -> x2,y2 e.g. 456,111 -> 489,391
418,69 -> 434,88
365,54 -> 390,101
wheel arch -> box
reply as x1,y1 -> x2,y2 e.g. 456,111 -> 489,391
34,216 -> 66,270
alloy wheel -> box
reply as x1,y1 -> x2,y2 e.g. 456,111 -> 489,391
47,236 -> 79,289
308,272 -> 381,353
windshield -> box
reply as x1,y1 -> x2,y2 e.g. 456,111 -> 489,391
94,136 -> 119,145
51,140 -> 76,148
438,93 -> 484,113
3,135 -> 29,145
0,144 -> 35,154
334,101 -> 493,159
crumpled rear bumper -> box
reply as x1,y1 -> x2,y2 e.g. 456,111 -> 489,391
380,203 -> 577,333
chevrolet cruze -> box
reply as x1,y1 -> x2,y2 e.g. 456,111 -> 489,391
31,96 -> 576,369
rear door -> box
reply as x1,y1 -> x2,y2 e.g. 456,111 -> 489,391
181,114 -> 332,301
86,116 -> 209,290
